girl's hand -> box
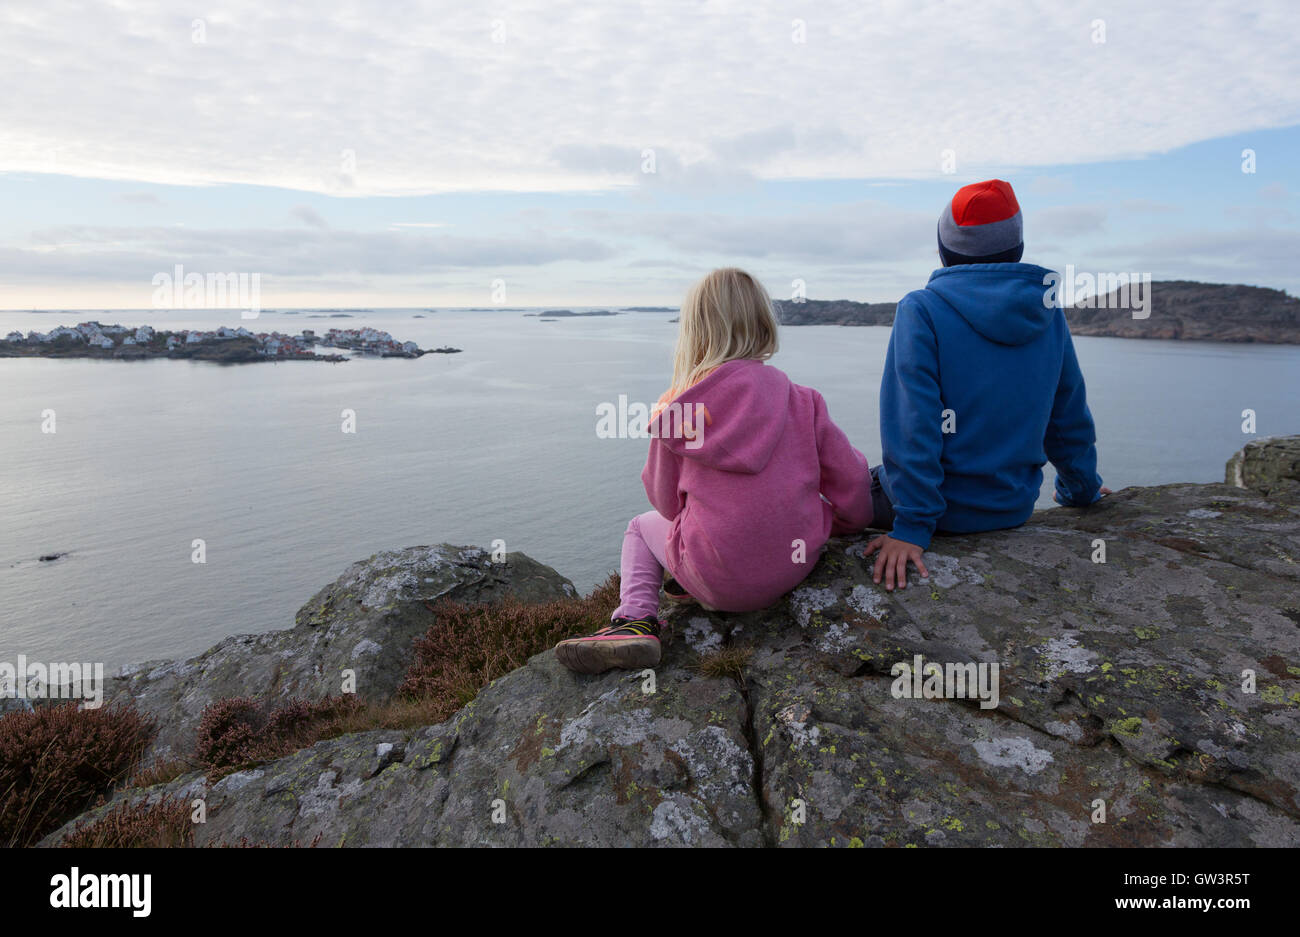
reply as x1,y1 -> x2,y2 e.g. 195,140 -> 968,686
863,535 -> 929,591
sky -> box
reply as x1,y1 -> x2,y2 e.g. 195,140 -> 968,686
1,0 -> 1298,309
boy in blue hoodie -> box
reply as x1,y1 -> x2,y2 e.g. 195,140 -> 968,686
866,179 -> 1108,590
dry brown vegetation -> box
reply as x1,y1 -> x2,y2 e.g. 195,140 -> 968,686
0,702 -> 155,847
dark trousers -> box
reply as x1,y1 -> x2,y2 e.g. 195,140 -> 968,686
869,465 -> 895,531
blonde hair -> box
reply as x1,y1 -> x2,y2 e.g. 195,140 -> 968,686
669,268 -> 779,394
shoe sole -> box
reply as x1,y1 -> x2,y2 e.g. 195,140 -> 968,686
554,636 -> 661,674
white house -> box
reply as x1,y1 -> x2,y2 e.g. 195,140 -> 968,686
135,325 -> 154,342
185,331 -> 203,344
122,336 -> 136,345
4,331 -> 21,342
92,335 -> 114,348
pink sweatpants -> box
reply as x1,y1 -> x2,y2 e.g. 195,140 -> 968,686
612,510 -> 673,621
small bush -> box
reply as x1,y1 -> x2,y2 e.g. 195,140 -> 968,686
0,702 -> 155,848
696,646 -> 754,683
398,573 -> 620,721
61,796 -> 193,848
128,756 -> 192,789
194,697 -> 264,771
195,695 -> 366,778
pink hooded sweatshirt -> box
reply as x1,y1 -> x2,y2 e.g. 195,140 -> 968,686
642,358 -> 873,612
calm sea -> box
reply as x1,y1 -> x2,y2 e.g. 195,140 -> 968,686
2,307 -> 1297,671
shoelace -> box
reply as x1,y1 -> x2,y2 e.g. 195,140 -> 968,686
594,618 -> 657,637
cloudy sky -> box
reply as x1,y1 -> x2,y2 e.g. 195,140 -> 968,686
2,0 -> 1298,308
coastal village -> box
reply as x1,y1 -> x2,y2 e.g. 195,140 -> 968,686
0,321 -> 454,361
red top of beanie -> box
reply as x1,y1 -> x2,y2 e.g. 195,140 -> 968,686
950,179 -> 1020,226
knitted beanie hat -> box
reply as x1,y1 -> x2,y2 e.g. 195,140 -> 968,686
937,179 -> 1024,266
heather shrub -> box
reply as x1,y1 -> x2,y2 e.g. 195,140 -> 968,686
0,702 -> 155,848
194,697 -> 264,770
398,573 -> 620,721
61,796 -> 193,848
195,694 -> 366,778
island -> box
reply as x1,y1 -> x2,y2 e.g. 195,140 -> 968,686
771,281 -> 1300,344
523,309 -> 620,318
0,322 -> 461,362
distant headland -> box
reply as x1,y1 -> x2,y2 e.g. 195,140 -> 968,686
0,322 -> 462,362
524,310 -> 620,318
772,281 -> 1300,344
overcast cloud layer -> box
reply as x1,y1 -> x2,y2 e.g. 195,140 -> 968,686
4,0 -> 1299,194
1,1 -> 1297,307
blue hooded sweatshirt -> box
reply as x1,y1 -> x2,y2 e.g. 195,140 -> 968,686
879,262 -> 1102,549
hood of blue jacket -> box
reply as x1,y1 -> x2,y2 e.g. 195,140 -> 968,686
924,263 -> 1057,346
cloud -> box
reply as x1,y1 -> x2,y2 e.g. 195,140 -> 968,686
290,205 -> 330,229
1120,198 -> 1179,214
1,1 -> 1297,195
1034,206 -> 1108,237
1086,227 -> 1300,288
1026,176 -> 1075,197
0,225 -> 617,281
576,200 -> 937,263
120,192 -> 163,205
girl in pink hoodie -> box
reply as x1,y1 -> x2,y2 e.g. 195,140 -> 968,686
555,268 -> 874,674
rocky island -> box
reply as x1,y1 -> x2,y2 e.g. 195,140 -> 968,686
773,281 -> 1300,344
13,437 -> 1298,848
524,309 -> 620,318
0,322 -> 461,362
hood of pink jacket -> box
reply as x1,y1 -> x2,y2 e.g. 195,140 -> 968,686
649,359 -> 790,474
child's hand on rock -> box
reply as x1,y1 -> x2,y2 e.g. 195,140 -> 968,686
863,535 -> 929,591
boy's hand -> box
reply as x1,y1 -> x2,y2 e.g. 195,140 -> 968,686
863,535 -> 929,591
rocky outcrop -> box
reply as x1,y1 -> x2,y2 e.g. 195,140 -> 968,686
101,546 -> 575,759
1065,281 -> 1300,343
774,298 -> 897,327
773,282 -> 1300,344
40,439 -> 1300,847
1227,435 -> 1300,497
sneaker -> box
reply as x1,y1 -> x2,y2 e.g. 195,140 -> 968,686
555,616 -> 662,674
